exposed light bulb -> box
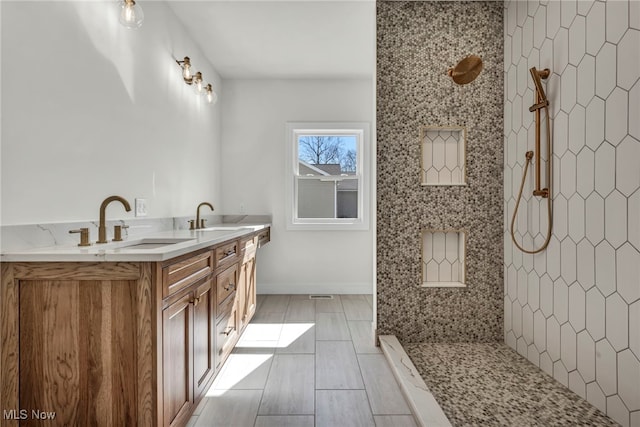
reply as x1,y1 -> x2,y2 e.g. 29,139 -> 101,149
194,72 -> 203,94
182,61 -> 192,83
205,84 -> 218,104
119,0 -> 144,29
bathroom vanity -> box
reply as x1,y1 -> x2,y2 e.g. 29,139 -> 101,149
0,225 -> 270,427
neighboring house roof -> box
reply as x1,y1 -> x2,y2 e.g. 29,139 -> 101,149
299,161 -> 330,176
313,164 -> 342,175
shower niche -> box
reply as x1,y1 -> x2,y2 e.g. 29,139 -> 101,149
421,126 -> 467,185
422,229 -> 467,287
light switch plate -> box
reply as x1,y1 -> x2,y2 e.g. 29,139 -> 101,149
135,198 -> 147,217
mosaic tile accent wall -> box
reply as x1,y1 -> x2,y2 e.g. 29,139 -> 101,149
503,1 -> 640,425
376,1 -> 504,342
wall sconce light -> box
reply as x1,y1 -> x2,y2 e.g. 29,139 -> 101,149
205,84 -> 218,104
176,57 -> 193,84
175,56 -> 218,105
119,0 -> 144,29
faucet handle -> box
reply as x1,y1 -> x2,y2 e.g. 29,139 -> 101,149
188,220 -> 196,230
69,228 -> 91,247
112,225 -> 129,242
200,219 -> 207,229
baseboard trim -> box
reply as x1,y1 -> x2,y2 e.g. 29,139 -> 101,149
257,282 -> 372,295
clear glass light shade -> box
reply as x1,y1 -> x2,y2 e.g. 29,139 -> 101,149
119,0 -> 144,29
206,85 -> 218,104
193,73 -> 204,94
182,65 -> 192,82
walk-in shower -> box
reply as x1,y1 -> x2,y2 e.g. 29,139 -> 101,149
510,67 -> 553,254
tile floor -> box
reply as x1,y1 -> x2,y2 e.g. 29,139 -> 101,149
189,294 -> 417,427
405,342 -> 619,427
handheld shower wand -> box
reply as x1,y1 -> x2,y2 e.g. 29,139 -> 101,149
511,67 -> 553,254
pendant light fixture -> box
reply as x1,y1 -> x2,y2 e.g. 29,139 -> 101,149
119,0 -> 144,29
175,56 -> 218,105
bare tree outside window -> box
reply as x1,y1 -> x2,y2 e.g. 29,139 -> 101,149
298,136 -> 357,173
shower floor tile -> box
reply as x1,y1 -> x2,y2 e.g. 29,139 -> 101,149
404,342 -> 618,426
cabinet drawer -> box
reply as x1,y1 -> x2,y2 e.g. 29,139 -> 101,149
163,251 -> 214,298
256,228 -> 270,248
215,306 -> 237,368
216,264 -> 237,308
215,241 -> 239,268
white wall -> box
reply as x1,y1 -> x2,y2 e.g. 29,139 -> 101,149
221,79 -> 374,294
504,1 -> 639,425
1,1 -> 222,225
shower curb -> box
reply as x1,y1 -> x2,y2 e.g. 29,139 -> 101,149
379,335 -> 452,427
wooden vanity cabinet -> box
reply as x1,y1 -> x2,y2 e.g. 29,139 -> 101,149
0,227 -> 269,427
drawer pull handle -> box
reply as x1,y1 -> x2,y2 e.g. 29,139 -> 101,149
224,283 -> 235,291
223,249 -> 235,257
191,296 -> 201,307
222,327 -> 233,336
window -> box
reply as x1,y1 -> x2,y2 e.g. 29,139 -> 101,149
286,122 -> 370,230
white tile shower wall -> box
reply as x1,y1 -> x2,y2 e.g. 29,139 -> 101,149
503,1 -> 640,426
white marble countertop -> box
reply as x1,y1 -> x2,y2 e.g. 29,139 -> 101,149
0,224 -> 270,262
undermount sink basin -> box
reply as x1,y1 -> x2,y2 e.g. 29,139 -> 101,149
118,238 -> 195,250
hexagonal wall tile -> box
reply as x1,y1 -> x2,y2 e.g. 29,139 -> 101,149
560,322 -> 577,370
606,293 -> 629,351
528,270 -> 540,311
586,382 -> 607,414
567,195 -> 585,243
560,0 -> 576,29
605,0 -> 629,44
576,54 -> 595,107
513,300 -> 523,336
523,305 -> 534,344
595,43 -> 616,98
576,238 -> 595,290
517,60 -> 529,97
568,370 -> 586,399
585,1 -> 605,55
546,0 -> 561,39
616,243 -> 640,304
605,87 -> 629,147
630,81 -> 640,141
534,309 -> 546,351
586,287 -> 606,340
546,236 -> 562,279
595,338 -> 617,395
617,29 -> 640,90
554,196 -> 569,242
604,190 -> 627,249
505,296 -> 513,332
577,330 -> 596,382
561,238 -> 578,284
585,97 -> 605,150
553,277 -> 569,324
523,19 -> 534,57
560,152 -> 577,197
616,136 -> 640,197
561,65 -> 577,112
576,147 -> 594,197
568,104 -> 586,155
585,192 -> 605,244
568,283 -> 586,332
554,110 -> 569,156
629,189 -> 639,251
554,28 -> 570,75
576,0 -> 594,17
568,15 -> 585,66
518,267 -> 528,305
512,26 -> 523,65
540,273 -> 554,317
630,300 -> 640,359
533,7 -> 546,48
606,395 -> 631,427
631,0 -> 640,30
547,316 -> 561,361
554,359 -> 569,386
594,142 -> 615,197
595,241 -> 616,296
618,349 -> 640,411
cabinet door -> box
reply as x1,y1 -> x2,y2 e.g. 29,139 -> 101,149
163,293 -> 193,427
215,296 -> 238,370
242,256 -> 257,325
193,278 -> 215,398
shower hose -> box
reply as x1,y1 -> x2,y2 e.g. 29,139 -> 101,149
510,104 -> 553,254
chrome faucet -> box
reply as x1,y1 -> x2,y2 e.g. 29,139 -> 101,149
194,202 -> 214,229
97,196 -> 131,243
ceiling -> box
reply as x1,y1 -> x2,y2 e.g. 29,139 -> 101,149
167,0 -> 376,80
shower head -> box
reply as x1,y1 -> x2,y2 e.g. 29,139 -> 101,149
529,67 -> 550,111
448,55 -> 483,85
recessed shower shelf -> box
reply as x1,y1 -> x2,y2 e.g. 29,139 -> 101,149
422,229 -> 467,288
421,126 -> 467,186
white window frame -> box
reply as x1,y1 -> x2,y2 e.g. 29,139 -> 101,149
285,122 -> 370,231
